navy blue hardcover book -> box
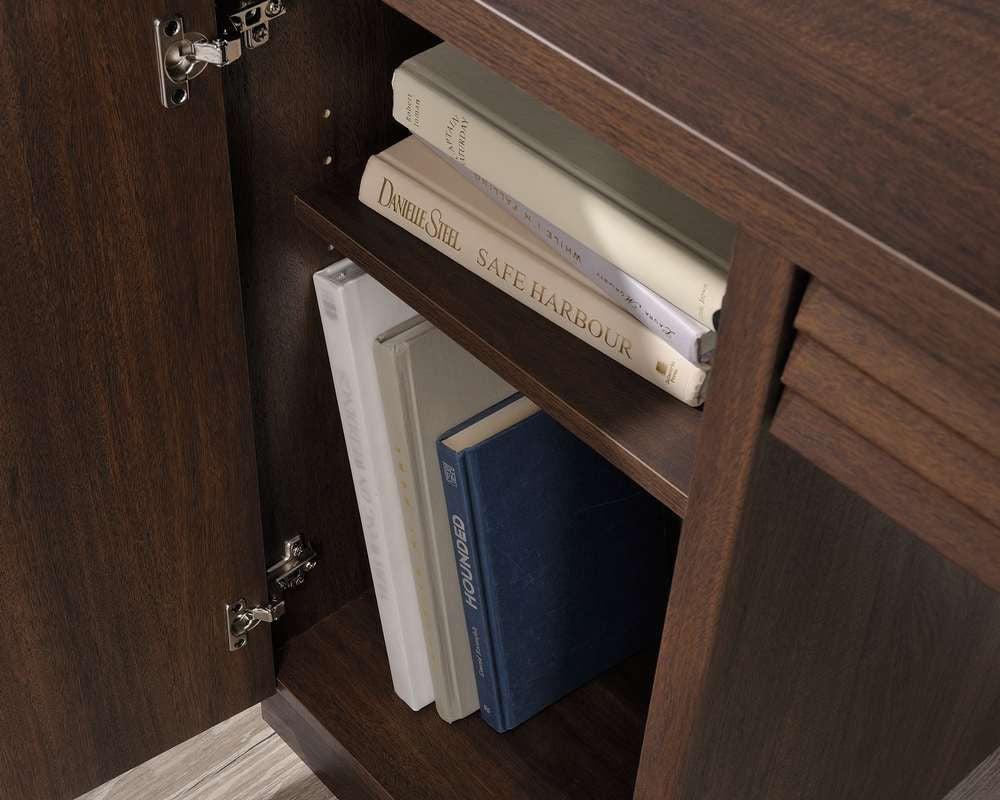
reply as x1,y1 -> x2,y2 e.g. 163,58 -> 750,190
436,394 -> 675,732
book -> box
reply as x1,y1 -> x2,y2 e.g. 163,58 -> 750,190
358,136 -> 709,406
392,42 -> 733,330
313,260 -> 434,711
374,318 -> 514,722
436,394 -> 676,732
453,160 -> 716,364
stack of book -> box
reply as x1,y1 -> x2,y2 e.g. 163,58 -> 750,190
360,42 -> 735,408
312,42 -> 723,733
315,260 -> 676,732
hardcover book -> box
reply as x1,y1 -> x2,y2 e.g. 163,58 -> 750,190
358,136 -> 709,406
374,318 -> 514,722
392,42 -> 734,330
313,260 -> 434,711
436,395 -> 676,732
454,160 -> 716,364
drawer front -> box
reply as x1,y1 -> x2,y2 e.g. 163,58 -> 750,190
774,281 -> 1000,590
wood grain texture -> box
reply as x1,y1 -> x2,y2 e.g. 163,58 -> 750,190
944,745 -> 1000,800
78,706 -> 334,800
266,592 -> 657,800
670,437 -> 1000,800
294,180 -> 700,516
773,392 -> 1000,593
0,4 -> 272,799
222,0 -> 435,642
635,236 -> 800,799
795,282 -> 1000,459
783,337 -> 1000,528
382,0 -> 1000,385
680,440 -> 1000,800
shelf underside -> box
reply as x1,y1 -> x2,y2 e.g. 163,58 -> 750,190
265,592 -> 656,800
295,177 -> 700,516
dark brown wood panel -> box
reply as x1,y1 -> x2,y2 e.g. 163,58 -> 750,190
672,437 -> 1000,800
944,745 -> 1000,800
795,282 -> 1000,460
783,338 -> 1000,528
294,179 -> 701,516
265,592 -> 657,800
382,0 -> 1000,385
635,236 -> 800,798
772,392 -> 1000,593
0,3 -> 271,799
222,0 -> 435,642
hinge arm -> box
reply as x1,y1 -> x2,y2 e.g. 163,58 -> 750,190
224,536 -> 317,651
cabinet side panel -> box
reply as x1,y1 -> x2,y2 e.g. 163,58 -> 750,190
222,0 -> 436,640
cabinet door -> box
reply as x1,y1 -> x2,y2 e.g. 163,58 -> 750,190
0,4 -> 272,799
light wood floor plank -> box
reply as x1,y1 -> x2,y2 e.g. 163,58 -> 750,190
76,705 -> 335,800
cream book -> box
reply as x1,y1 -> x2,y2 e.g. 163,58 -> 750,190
359,137 -> 709,406
392,42 -> 734,330
375,318 -> 514,722
453,160 -> 716,364
313,260 -> 434,711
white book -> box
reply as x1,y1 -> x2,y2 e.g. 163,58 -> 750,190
359,136 -> 709,406
313,260 -> 434,710
453,161 -> 716,364
375,318 -> 514,722
392,42 -> 733,330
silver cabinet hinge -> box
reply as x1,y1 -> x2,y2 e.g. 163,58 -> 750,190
225,535 -> 317,651
153,1 -> 287,109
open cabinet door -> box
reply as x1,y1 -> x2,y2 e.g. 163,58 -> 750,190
0,3 -> 272,799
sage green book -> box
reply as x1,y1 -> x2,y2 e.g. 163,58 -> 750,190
374,318 -> 514,722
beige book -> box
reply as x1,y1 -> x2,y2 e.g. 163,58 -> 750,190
359,136 -> 709,406
375,318 -> 514,722
392,43 -> 734,329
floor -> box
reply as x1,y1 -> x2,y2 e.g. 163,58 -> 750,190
77,705 -> 336,800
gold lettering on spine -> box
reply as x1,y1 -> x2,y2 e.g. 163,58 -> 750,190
472,247 -> 639,359
378,175 -> 461,252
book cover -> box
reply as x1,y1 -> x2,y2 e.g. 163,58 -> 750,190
358,136 -> 709,406
453,160 -> 716,363
437,395 -> 676,732
392,42 -> 733,329
313,260 -> 434,711
374,318 -> 514,722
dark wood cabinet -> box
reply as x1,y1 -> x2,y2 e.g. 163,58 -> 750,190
1,2 -> 997,799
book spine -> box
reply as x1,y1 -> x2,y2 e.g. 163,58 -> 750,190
375,339 -> 467,723
359,154 -> 708,406
454,162 -> 715,364
392,65 -> 727,329
437,443 -> 505,731
313,270 -> 428,709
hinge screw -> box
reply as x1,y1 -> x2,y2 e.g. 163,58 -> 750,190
290,542 -> 305,558
266,0 -> 284,16
253,26 -> 270,45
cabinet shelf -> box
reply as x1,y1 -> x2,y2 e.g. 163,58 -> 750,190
265,592 -> 657,800
295,176 -> 701,517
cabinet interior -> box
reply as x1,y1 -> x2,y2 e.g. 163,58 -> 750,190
223,1 -> 733,795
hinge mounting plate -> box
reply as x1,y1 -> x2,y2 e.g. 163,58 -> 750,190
225,535 -> 317,651
153,1 -> 287,109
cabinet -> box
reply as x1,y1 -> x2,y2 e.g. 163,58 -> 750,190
2,2 -> 998,799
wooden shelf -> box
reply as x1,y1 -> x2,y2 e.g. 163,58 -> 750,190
295,177 -> 701,516
264,592 -> 657,800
